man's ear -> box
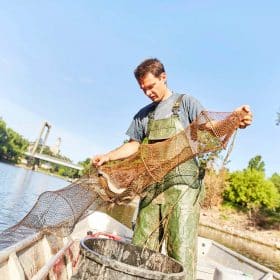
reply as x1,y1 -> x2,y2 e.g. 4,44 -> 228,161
160,72 -> 167,82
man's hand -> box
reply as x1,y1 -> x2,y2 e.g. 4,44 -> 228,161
92,140 -> 140,168
235,105 -> 253,129
92,154 -> 110,167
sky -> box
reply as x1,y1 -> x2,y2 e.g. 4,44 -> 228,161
0,1 -> 279,176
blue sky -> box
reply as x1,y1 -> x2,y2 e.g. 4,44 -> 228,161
0,1 -> 279,176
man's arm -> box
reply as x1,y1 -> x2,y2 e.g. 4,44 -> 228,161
92,140 -> 140,166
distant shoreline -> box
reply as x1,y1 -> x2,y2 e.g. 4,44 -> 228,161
0,160 -> 70,182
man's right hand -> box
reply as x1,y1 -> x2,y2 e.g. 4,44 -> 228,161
91,140 -> 140,167
91,154 -> 110,167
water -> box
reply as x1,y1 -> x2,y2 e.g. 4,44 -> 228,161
199,224 -> 280,273
99,203 -> 138,229
0,162 -> 68,232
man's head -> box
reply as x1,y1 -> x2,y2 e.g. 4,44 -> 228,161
134,58 -> 170,102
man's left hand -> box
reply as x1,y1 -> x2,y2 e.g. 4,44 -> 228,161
235,105 -> 253,129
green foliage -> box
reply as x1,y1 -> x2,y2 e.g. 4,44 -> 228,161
50,163 -> 79,178
270,173 -> 280,193
276,111 -> 280,125
247,155 -> 265,173
37,145 -> 78,178
224,169 -> 280,211
0,119 -> 8,156
0,117 -> 79,178
57,167 -> 66,176
37,145 -> 71,162
0,118 -> 28,163
78,158 -> 92,176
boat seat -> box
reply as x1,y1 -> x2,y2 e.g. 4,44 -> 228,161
197,258 -> 217,280
198,257 -> 254,280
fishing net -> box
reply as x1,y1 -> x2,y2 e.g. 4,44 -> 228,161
0,110 -> 245,250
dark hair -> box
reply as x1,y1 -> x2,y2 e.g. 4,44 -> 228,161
134,58 -> 165,81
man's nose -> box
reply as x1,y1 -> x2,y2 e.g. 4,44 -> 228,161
145,89 -> 152,97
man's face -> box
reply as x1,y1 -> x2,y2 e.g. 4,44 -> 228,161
138,72 -> 168,102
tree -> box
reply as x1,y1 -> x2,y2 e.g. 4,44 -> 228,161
78,158 -> 93,176
247,155 -> 265,173
270,173 -> 280,193
224,169 -> 280,213
0,118 -> 28,162
276,111 -> 280,126
0,119 -> 8,158
6,128 -> 29,162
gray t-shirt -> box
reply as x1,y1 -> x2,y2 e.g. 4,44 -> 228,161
126,92 -> 204,142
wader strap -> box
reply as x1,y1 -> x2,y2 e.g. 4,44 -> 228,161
172,94 -> 184,115
148,94 -> 185,121
147,103 -> 157,120
147,110 -> 155,120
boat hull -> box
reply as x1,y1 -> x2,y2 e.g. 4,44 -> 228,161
0,211 -> 279,280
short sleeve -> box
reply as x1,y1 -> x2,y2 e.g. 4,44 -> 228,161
126,117 -> 145,142
126,102 -> 156,142
181,95 -> 204,123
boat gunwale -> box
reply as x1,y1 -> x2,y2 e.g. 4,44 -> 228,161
30,239 -> 75,280
0,231 -> 43,263
210,239 -> 280,280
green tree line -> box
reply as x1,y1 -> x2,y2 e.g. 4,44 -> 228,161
0,118 -> 29,163
0,118 -> 80,178
31,144 -> 80,178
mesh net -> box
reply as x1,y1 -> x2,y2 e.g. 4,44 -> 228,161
0,110 -> 245,250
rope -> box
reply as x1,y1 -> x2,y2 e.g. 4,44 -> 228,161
222,129 -> 238,167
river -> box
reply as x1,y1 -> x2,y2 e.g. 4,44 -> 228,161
0,162 -> 68,232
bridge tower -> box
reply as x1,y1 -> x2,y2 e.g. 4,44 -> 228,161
31,122 -> 52,155
50,137 -> 61,156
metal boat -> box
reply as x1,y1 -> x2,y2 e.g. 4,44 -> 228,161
0,211 -> 279,280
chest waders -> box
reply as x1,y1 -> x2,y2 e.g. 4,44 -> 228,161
132,95 -> 204,280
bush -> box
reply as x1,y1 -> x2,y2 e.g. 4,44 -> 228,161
270,173 -> 280,193
223,169 -> 280,211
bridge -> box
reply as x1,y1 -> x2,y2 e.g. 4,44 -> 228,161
25,152 -> 84,171
26,121 -> 84,171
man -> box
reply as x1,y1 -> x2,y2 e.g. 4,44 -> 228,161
92,58 -> 252,279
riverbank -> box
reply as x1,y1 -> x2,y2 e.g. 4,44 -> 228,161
14,162 -> 72,182
0,159 -> 75,182
200,207 -> 280,249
